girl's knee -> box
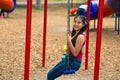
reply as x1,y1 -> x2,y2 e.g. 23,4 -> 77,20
47,71 -> 50,78
47,71 -> 53,80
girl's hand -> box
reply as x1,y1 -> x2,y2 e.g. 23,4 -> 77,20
67,29 -> 71,35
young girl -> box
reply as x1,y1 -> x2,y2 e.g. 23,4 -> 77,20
47,15 -> 89,80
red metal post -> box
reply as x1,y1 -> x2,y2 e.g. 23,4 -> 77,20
94,0 -> 104,80
71,0 -> 73,8
42,0 -> 48,67
85,0 -> 91,70
24,0 -> 32,80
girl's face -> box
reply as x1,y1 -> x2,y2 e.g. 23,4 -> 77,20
73,17 -> 84,32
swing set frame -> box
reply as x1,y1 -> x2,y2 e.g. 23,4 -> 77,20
24,0 -> 104,80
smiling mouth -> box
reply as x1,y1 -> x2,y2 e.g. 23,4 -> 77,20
74,26 -> 79,29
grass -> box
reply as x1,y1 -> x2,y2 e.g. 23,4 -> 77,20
17,0 -> 86,2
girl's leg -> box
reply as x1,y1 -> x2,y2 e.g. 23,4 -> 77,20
69,57 -> 82,71
47,59 -> 67,80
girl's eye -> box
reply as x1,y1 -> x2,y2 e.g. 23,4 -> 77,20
74,20 -> 82,24
78,22 -> 81,24
74,21 -> 76,23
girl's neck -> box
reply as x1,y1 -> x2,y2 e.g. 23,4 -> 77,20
75,29 -> 80,35
72,30 -> 80,39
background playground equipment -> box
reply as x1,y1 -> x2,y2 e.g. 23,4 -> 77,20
70,0 -> 119,19
115,4 -> 120,34
0,0 -> 16,13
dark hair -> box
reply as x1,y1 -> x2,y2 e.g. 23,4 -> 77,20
71,15 -> 89,37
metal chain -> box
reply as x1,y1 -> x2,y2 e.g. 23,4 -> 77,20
67,0 -> 70,69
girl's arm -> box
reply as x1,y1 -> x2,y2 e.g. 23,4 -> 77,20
67,35 -> 84,56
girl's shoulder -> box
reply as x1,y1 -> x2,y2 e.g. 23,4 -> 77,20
77,33 -> 86,41
78,33 -> 86,38
77,34 -> 84,40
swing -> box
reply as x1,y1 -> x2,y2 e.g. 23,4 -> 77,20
62,45 -> 76,75
62,0 -> 76,75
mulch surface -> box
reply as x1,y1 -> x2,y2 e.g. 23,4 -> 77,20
0,8 -> 120,80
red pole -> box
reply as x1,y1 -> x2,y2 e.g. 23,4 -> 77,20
85,0 -> 91,70
71,0 -> 73,8
24,0 -> 32,80
94,0 -> 104,80
42,0 -> 48,67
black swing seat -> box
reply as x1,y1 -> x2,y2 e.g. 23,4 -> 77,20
63,69 -> 76,75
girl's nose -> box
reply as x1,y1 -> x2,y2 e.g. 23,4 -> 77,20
75,22 -> 78,25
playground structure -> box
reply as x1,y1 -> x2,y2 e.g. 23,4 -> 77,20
24,0 -> 112,80
70,0 -> 119,19
0,0 -> 120,80
0,0 -> 41,18
0,0 -> 16,13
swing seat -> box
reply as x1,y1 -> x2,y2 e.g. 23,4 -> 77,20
63,69 -> 76,75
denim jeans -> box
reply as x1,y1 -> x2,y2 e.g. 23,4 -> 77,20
47,56 -> 81,80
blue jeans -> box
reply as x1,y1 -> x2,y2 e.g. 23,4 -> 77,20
47,56 -> 81,80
